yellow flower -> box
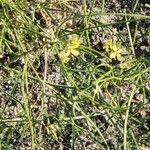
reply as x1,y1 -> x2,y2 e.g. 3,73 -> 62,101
59,34 -> 81,63
109,49 -> 122,61
103,39 -> 113,52
68,48 -> 79,56
58,51 -> 70,63
66,35 -> 81,54
103,38 -> 123,61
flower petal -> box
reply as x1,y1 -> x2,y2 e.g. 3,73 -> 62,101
110,52 -> 116,59
71,49 -> 79,56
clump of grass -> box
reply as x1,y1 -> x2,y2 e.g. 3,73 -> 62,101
0,0 -> 150,149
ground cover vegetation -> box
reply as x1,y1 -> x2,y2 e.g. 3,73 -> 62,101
0,0 -> 150,149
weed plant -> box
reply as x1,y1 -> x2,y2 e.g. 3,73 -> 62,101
0,0 -> 150,149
